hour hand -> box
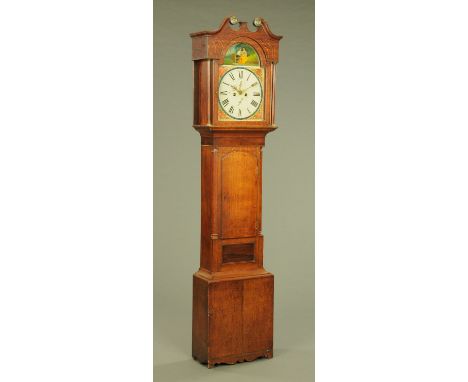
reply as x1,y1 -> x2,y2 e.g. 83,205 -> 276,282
233,83 -> 244,95
227,83 -> 240,93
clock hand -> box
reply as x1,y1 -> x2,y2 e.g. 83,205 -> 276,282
245,82 -> 258,90
227,84 -> 239,92
238,80 -> 243,94
228,83 -> 244,95
237,83 -> 254,95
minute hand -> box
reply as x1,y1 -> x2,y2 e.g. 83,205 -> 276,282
243,82 -> 258,91
227,83 -> 240,92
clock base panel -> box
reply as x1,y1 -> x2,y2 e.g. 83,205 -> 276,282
192,271 -> 274,368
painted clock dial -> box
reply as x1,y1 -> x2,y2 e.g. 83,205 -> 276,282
218,67 -> 263,120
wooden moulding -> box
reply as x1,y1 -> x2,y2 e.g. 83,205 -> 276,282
194,126 -> 277,147
194,349 -> 273,369
190,17 -> 282,63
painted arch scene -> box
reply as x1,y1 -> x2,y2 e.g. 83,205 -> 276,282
223,43 -> 261,66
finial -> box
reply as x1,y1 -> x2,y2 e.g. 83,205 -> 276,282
229,16 -> 239,25
253,17 -> 262,27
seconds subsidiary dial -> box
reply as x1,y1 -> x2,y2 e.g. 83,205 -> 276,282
218,67 -> 263,120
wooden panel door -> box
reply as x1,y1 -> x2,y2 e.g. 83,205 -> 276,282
243,276 -> 274,353
209,280 -> 243,359
220,148 -> 259,239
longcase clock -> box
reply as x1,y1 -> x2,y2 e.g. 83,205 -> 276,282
190,16 -> 282,368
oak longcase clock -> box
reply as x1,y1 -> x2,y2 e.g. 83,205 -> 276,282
190,16 -> 282,368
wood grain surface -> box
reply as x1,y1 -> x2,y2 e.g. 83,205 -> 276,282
191,17 -> 280,368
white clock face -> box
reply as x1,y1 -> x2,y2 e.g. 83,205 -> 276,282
218,67 -> 263,120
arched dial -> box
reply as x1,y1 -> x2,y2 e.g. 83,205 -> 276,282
218,67 -> 263,120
